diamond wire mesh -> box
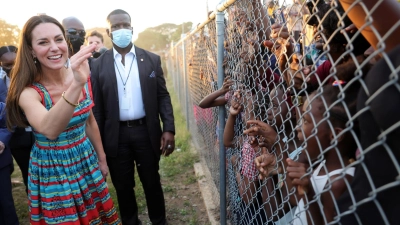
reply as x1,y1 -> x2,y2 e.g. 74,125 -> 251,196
166,0 -> 400,224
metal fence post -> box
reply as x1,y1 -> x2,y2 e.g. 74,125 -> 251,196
181,35 -> 190,130
175,45 -> 180,103
216,8 -> 226,225
170,41 -> 175,90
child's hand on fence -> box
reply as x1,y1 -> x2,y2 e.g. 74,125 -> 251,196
229,90 -> 242,116
263,23 -> 293,62
286,158 -> 311,196
244,120 -> 278,147
230,90 -> 241,104
248,135 -> 263,148
255,152 -> 279,179
264,23 -> 291,50
221,76 -> 234,94
242,91 -> 258,121
263,23 -> 293,70
243,20 -> 260,34
270,23 -> 290,40
236,10 -> 251,36
246,37 -> 263,57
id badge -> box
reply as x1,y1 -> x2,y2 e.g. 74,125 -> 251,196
121,96 -> 131,109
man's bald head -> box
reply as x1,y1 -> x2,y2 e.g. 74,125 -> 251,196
62,17 -> 86,56
62,17 -> 85,30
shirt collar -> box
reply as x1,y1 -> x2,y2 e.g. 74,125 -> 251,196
112,45 -> 136,59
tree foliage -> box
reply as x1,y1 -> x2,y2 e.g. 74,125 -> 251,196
169,22 -> 193,43
0,19 -> 20,47
85,22 -> 193,52
134,29 -> 169,51
134,22 -> 193,52
0,19 -> 193,51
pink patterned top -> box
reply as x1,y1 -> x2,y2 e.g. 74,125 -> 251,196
240,137 -> 258,181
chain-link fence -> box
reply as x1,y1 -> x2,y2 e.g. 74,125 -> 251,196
166,0 -> 400,224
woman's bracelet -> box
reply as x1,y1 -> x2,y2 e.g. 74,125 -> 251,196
62,91 -> 79,107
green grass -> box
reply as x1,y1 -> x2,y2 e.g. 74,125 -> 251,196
10,168 -> 29,224
160,75 -> 198,179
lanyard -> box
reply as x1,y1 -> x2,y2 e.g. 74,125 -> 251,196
115,54 -> 135,96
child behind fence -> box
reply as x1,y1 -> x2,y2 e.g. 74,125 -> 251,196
224,89 -> 261,204
244,82 -> 305,224
224,88 -> 274,224
286,59 -> 371,225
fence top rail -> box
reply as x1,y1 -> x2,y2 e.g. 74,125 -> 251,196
173,0 -> 237,47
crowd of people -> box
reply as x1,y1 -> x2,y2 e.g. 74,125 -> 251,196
0,8 -> 174,225
192,0 -> 400,224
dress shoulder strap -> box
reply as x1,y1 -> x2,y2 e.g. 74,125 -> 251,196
30,82 -> 53,110
85,77 -> 93,101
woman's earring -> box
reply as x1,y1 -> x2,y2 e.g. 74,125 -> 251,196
64,58 -> 70,69
33,57 -> 37,64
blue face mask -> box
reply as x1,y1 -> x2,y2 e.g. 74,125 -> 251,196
111,29 -> 132,48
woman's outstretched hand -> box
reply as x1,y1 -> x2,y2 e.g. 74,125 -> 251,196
70,44 -> 96,85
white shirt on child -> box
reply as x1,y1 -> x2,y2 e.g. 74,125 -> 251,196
292,160 -> 355,225
274,146 -> 303,225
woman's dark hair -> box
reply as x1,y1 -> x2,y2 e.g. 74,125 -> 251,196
6,15 -> 66,130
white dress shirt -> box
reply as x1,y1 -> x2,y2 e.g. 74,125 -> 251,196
113,46 -> 146,121
6,75 -> 10,89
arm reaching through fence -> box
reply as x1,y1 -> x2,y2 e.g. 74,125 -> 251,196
198,76 -> 233,108
338,0 -> 400,53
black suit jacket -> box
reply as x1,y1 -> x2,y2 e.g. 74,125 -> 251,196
91,46 -> 175,158
0,102 -> 12,169
0,76 -> 35,150
0,76 -> 8,103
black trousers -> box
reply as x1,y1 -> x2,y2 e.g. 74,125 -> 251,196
0,163 -> 19,225
107,124 -> 167,225
10,129 -> 34,194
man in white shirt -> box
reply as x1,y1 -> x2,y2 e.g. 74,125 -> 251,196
91,9 -> 175,225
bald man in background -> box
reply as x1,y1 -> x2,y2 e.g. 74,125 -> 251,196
62,17 -> 86,56
62,17 -> 98,68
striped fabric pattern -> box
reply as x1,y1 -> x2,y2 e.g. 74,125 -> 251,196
28,80 -> 121,225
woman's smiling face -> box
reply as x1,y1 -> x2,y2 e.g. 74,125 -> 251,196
31,22 -> 69,70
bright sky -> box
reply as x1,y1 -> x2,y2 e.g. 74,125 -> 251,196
1,0 -> 222,38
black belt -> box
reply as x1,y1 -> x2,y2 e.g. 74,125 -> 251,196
120,118 -> 146,127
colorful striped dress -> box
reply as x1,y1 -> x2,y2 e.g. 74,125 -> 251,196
28,81 -> 121,225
